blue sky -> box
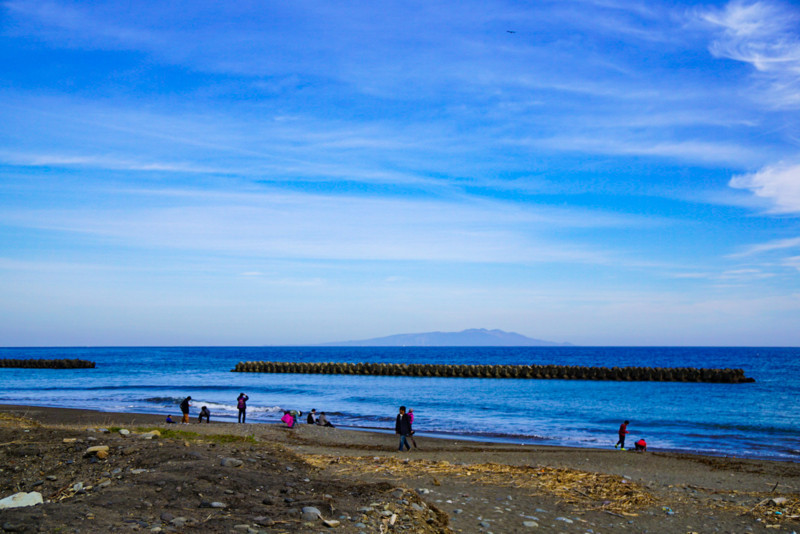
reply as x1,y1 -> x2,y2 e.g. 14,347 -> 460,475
1,0 -> 799,346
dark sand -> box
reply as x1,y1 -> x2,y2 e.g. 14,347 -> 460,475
1,404 -> 798,533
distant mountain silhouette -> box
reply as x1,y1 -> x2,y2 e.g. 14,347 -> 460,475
322,328 -> 570,347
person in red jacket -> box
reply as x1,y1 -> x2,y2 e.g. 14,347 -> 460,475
635,438 -> 647,451
615,420 -> 630,450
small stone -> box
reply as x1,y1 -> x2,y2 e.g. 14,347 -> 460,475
322,519 -> 341,527
170,517 -> 187,527
210,501 -> 226,508
523,520 -> 539,527
63,438 -> 77,443
253,516 -> 274,526
0,492 -> 43,509
555,517 -> 573,523
233,525 -> 251,532
119,429 -> 130,436
160,512 -> 174,522
301,506 -> 321,519
221,458 -> 244,468
46,475 -> 57,481
85,445 -> 109,456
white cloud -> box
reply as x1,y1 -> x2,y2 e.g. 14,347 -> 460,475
729,162 -> 800,213
730,235 -> 800,258
700,0 -> 800,108
0,187 -> 641,265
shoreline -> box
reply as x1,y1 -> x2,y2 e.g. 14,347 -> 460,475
2,404 -> 799,532
1,402 -> 795,464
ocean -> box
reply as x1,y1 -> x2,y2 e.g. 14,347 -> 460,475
0,346 -> 797,462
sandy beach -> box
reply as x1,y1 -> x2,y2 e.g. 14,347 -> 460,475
1,404 -> 798,533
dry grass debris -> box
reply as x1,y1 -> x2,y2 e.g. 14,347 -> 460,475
304,454 -> 657,514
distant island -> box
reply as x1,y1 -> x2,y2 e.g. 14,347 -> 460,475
321,328 -> 570,347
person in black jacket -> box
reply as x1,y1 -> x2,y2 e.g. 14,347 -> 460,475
395,406 -> 412,451
180,396 -> 192,424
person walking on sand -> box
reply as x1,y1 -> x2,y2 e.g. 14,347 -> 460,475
198,405 -> 211,423
180,396 -> 192,424
615,420 -> 630,450
408,408 -> 418,449
237,393 -> 249,423
396,406 -> 412,452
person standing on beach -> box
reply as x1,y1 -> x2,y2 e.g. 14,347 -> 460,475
615,420 -> 630,450
180,396 -> 191,424
237,393 -> 249,423
408,408 -> 418,449
396,406 -> 412,452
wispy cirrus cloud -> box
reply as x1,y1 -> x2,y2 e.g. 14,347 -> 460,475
699,0 -> 800,108
730,235 -> 800,258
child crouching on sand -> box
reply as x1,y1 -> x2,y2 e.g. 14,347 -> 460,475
281,411 -> 296,428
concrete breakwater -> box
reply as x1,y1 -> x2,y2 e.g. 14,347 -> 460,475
0,359 -> 96,369
231,361 -> 754,383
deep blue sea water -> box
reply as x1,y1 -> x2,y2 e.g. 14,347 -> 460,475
0,347 -> 797,462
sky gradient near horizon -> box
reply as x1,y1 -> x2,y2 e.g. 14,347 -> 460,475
2,0 -> 800,346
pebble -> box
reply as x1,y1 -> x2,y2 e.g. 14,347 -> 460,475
211,502 -> 226,508
0,492 -> 43,510
523,520 -> 539,528
253,516 -> 274,526
119,429 -> 130,436
556,517 -> 573,524
301,506 -> 321,520
221,457 -> 244,468
323,519 -> 341,527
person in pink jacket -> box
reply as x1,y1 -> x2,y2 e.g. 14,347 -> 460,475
281,411 -> 295,428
